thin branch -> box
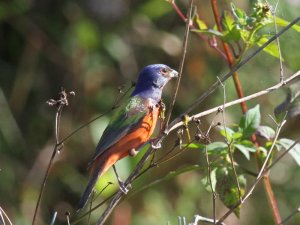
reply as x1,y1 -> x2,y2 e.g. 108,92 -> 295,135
0,207 -> 13,225
257,115 -> 287,178
165,0 -> 193,127
204,144 -> 217,224
59,84 -> 134,144
49,211 -> 57,225
167,70 -> 300,133
170,1 -> 227,59
32,90 -> 71,225
279,206 -> 300,225
189,215 -> 227,225
267,0 -> 284,82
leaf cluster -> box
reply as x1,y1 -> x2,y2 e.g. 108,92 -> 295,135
186,105 -> 300,216
193,1 -> 300,59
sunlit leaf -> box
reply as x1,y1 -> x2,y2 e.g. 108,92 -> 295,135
220,127 -> 235,141
196,18 -> 208,30
256,36 -> 283,59
222,11 -> 235,31
233,132 -> 243,140
192,29 -> 224,37
239,105 -> 261,138
277,138 -> 300,166
275,17 -> 300,33
183,142 -> 228,154
182,142 -> 205,149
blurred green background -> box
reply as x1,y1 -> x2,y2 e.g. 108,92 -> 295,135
1,0 -> 300,224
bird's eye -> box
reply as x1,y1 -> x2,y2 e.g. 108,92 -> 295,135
160,68 -> 168,75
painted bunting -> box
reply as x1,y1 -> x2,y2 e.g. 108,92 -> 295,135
78,64 -> 178,209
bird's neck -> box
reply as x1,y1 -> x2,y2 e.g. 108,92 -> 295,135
132,87 -> 162,103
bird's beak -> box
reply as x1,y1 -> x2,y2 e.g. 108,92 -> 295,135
169,69 -> 178,78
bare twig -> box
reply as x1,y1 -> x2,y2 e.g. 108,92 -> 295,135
266,0 -> 284,82
218,77 -> 242,202
49,211 -> 57,225
32,90 -> 72,225
279,206 -> 300,225
0,207 -> 13,225
257,115 -> 287,178
165,0 -> 193,127
189,215 -> 227,225
204,144 -> 217,224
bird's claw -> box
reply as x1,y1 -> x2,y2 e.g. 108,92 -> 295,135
151,140 -> 162,149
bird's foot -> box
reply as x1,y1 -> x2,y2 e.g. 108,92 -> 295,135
129,148 -> 138,157
151,139 -> 162,149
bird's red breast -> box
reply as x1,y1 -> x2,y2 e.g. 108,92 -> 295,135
93,104 -> 160,174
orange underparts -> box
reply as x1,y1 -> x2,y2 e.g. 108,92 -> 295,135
93,107 -> 159,175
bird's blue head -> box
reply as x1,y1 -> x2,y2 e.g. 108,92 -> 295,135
131,64 -> 178,102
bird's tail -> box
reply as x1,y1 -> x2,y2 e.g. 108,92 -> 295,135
77,157 -> 105,210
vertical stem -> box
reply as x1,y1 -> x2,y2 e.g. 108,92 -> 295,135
210,0 -> 282,224
210,0 -> 247,113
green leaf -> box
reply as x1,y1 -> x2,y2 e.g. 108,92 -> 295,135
239,105 -> 261,138
216,167 -> 246,217
235,144 -> 250,160
275,17 -> 300,33
183,142 -> 205,149
256,36 -> 283,59
277,138 -> 300,166
256,126 -> 276,140
221,11 -> 242,42
183,142 -> 228,155
196,18 -> 208,30
222,11 -> 235,31
274,82 -> 300,119
234,141 -> 256,160
192,28 -> 224,37
231,3 -> 247,23
201,168 -> 217,192
206,142 -> 228,152
233,132 -> 243,140
220,127 -> 235,141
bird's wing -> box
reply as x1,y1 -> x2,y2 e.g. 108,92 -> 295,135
89,95 -> 149,163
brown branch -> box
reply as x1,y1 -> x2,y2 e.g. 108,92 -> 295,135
210,0 -> 248,113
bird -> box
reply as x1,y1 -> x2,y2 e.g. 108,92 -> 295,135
77,64 -> 178,209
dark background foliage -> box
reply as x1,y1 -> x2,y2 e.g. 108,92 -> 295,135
1,0 -> 300,224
